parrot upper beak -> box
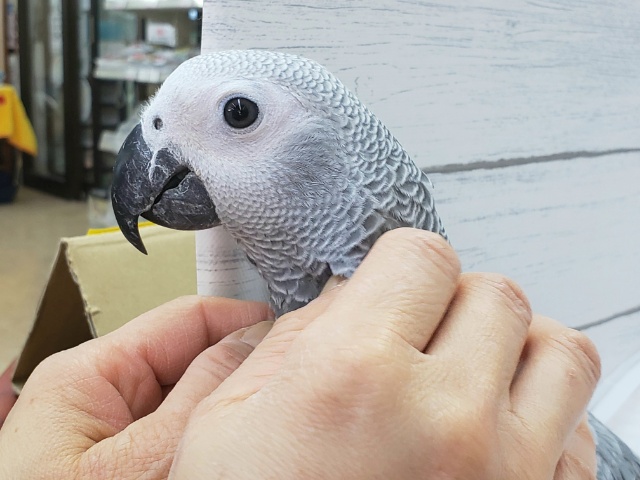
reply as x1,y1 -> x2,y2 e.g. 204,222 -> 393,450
111,123 -> 220,254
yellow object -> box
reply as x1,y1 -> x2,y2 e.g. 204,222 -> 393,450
86,221 -> 155,236
0,84 -> 38,156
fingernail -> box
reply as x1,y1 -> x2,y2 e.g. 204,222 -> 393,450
266,308 -> 277,321
321,275 -> 348,295
240,321 -> 273,347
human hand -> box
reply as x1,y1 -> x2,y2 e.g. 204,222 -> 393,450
170,228 -> 600,480
0,360 -> 17,428
0,296 -> 273,479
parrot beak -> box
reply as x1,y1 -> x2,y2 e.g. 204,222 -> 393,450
111,123 -> 220,254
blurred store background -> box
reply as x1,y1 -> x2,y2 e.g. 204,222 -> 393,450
1,0 -> 202,223
0,0 -> 203,370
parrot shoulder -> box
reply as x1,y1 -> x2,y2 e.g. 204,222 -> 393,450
370,140 -> 446,237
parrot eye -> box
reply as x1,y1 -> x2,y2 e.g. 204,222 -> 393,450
224,97 -> 259,129
153,117 -> 163,130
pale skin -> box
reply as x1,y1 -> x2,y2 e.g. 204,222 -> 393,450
0,229 -> 599,479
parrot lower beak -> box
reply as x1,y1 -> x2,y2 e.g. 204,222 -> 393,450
111,123 -> 220,254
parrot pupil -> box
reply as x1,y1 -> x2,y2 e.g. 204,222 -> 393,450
224,97 -> 259,129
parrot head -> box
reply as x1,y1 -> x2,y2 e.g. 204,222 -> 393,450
112,50 -> 355,254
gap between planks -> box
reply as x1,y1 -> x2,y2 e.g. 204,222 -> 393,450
577,305 -> 640,332
423,148 -> 640,174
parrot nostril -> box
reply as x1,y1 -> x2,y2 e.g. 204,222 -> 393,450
153,117 -> 163,130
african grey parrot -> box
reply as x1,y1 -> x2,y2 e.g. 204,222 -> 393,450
110,50 -> 640,479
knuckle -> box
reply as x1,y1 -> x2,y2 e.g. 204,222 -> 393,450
169,295 -> 247,324
551,329 -> 602,385
554,452 -> 598,480
31,351 -> 65,377
28,350 -> 83,387
167,294 -> 203,312
307,336 -> 403,403
469,273 -> 532,325
149,295 -> 210,327
326,340 -> 387,379
377,228 -> 460,280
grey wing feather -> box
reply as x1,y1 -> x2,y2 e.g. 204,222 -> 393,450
362,121 -> 447,240
589,412 -> 640,479
270,267 -> 332,317
327,102 -> 449,281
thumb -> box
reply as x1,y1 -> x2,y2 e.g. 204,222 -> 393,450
193,279 -> 346,416
77,321 -> 273,479
161,320 -> 274,410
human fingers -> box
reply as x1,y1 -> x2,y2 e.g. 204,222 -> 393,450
1,298 -> 272,480
191,277 -> 347,406
197,229 -> 459,408
79,295 -> 272,425
510,315 -> 601,463
0,360 -> 17,429
159,320 -> 273,410
320,275 -> 347,294
316,228 -> 460,350
426,273 -> 532,393
553,414 -> 598,479
74,321 -> 273,479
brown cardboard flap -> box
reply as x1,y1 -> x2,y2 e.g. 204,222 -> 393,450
12,244 -> 93,391
13,226 -> 196,392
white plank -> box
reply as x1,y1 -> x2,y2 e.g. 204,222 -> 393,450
430,153 -> 640,329
587,310 -> 640,412
585,310 -> 640,455
201,0 -> 640,169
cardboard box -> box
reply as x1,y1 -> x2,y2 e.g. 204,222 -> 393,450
12,226 -> 196,391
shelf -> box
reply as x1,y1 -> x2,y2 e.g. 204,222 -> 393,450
94,64 -> 173,83
93,46 -> 196,84
93,2 -> 202,193
97,107 -> 142,155
105,0 -> 202,10
99,130 -> 127,154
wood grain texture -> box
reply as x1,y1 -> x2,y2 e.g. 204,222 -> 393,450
201,0 -> 640,169
430,152 -> 640,329
200,0 -> 640,445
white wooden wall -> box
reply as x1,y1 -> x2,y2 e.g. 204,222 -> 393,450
202,0 -> 640,451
